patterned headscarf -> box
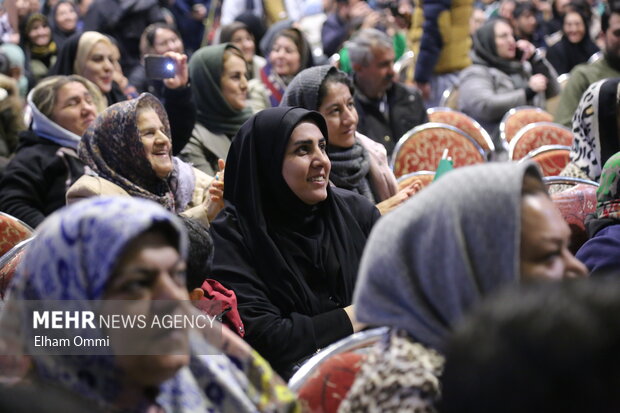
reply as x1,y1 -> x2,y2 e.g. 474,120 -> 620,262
596,152 -> 620,219
353,161 -> 543,351
79,93 -> 196,213
570,78 -> 620,182
1,197 -> 298,412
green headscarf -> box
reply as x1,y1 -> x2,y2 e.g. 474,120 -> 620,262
189,43 -> 252,136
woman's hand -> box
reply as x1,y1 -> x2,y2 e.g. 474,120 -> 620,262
163,52 -> 189,90
344,305 -> 366,333
204,159 -> 225,222
516,39 -> 536,61
528,73 -> 548,93
376,179 -> 422,215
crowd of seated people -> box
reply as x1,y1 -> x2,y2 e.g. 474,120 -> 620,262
2,0 -> 620,410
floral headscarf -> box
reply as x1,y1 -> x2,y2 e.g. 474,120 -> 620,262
1,197 -> 299,412
79,93 -> 196,213
596,152 -> 620,219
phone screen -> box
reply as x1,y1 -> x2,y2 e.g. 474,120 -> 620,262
144,55 -> 176,80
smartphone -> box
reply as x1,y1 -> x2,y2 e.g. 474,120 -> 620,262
144,55 -> 176,80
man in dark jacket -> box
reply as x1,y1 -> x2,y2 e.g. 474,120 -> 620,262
349,28 -> 427,156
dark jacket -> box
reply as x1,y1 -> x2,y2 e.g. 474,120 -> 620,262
577,221 -> 620,277
321,13 -> 348,57
354,82 -> 428,156
83,0 -> 164,74
0,131 -> 84,228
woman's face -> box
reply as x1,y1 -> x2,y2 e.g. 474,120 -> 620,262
494,21 -> 517,60
55,2 -> 78,32
318,81 -> 358,148
230,28 -> 255,63
82,41 -> 115,93
520,190 -> 588,281
221,53 -> 248,111
51,81 -> 97,136
564,11 -> 586,43
28,20 -> 51,47
282,121 -> 331,205
105,231 -> 190,388
137,107 -> 173,179
269,35 -> 301,77
153,28 -> 184,55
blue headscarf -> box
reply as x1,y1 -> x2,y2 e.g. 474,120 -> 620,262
2,197 -> 298,412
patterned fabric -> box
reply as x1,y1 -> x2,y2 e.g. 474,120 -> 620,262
79,93 -> 196,213
259,63 -> 289,107
1,197 -> 299,412
529,147 -> 570,176
338,329 -> 443,412
551,184 -> 597,253
0,214 -> 32,257
567,78 -> 620,182
502,108 -> 553,143
510,123 -> 573,160
596,152 -> 620,219
427,110 -> 492,151
392,125 -> 485,178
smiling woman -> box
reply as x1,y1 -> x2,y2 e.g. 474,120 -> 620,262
0,75 -> 104,228
66,93 -> 224,227
208,107 -> 381,379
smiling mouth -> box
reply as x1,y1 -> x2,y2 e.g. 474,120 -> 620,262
307,175 -> 326,183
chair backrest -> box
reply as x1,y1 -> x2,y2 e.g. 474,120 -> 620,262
289,327 -> 388,393
500,106 -> 554,144
439,85 -> 459,110
588,51 -> 602,63
544,176 -> 599,254
397,170 -> 436,191
0,212 -> 34,258
518,144 -> 571,176
393,50 -> 414,83
390,122 -> 486,178
509,122 -> 573,160
0,237 -> 33,300
427,107 -> 495,154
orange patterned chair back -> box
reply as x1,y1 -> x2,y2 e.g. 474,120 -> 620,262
397,170 -> 436,191
390,122 -> 486,178
0,212 -> 33,258
509,122 -> 573,160
500,106 -> 554,144
545,177 -> 598,254
0,238 -> 32,300
519,144 -> 571,176
427,107 -> 494,154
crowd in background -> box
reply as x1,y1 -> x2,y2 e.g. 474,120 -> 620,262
1,0 -> 620,410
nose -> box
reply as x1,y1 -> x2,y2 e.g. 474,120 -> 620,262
240,75 -> 248,90
564,252 -> 588,278
153,273 -> 188,301
342,105 -> 355,125
154,130 -> 171,145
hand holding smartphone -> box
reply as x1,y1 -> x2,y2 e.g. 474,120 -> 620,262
144,55 -> 176,80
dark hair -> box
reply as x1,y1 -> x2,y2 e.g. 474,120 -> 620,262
441,279 -> 620,413
512,1 -> 536,18
602,0 -> 620,33
317,70 -> 354,108
177,216 -> 213,291
139,23 -> 183,56
220,22 -> 253,44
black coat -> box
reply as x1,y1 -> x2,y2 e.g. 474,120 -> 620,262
354,82 -> 428,156
0,131 -> 84,227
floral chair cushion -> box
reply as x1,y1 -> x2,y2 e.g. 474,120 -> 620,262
501,107 -> 553,143
551,184 -> 597,254
509,122 -> 573,160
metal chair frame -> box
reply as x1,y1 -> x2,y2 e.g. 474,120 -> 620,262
288,327 -> 389,393
427,106 -> 495,153
508,122 -> 573,160
499,105 -> 552,145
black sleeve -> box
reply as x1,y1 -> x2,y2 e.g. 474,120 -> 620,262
208,210 -> 353,376
162,85 -> 195,155
0,148 -> 50,228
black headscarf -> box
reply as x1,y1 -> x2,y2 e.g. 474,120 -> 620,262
48,32 -> 126,106
49,0 -> 81,50
210,107 -> 379,374
546,10 -> 599,75
472,18 -> 524,75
